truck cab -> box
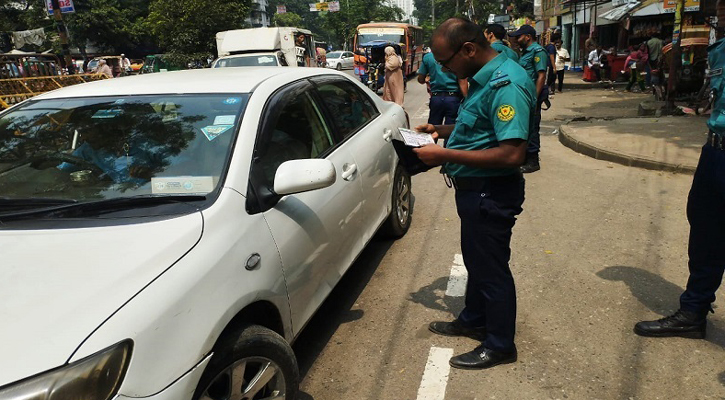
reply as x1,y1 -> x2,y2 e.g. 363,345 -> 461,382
214,27 -> 317,68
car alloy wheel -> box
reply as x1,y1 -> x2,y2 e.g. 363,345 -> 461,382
379,166 -> 412,238
394,168 -> 411,227
335,63 -> 342,71
199,357 -> 286,400
194,325 -> 299,400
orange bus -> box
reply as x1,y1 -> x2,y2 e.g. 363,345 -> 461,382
354,22 -> 423,76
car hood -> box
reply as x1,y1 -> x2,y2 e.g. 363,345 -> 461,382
0,213 -> 203,387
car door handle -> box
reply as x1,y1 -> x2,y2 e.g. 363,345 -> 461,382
383,128 -> 393,142
341,163 -> 358,181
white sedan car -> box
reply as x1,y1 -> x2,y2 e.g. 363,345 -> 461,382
0,67 -> 412,400
325,51 -> 354,70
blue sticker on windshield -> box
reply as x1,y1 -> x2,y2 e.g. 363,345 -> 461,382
91,109 -> 122,119
223,97 -> 241,105
201,125 -> 233,141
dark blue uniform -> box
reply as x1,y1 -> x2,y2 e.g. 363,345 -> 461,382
518,42 -> 549,159
679,37 -> 725,316
445,54 -> 536,352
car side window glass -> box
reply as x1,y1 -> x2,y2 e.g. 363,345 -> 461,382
255,91 -> 334,188
316,81 -> 379,138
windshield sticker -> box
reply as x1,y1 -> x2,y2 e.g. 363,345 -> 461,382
91,109 -> 122,119
213,115 -> 236,125
151,176 -> 214,194
113,99 -> 126,104
259,56 -> 275,63
201,125 -> 233,141
223,97 -> 241,105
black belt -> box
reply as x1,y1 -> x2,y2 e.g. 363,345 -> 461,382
431,91 -> 461,97
449,174 -> 523,191
707,131 -> 725,150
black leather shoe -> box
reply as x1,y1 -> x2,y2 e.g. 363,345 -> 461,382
449,346 -> 517,370
634,309 -> 707,339
429,320 -> 486,341
520,155 -> 540,173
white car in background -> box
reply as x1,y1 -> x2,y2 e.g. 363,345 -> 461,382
325,51 -> 354,70
0,67 -> 412,400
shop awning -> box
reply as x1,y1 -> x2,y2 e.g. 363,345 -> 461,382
600,2 -> 640,21
630,0 -> 667,16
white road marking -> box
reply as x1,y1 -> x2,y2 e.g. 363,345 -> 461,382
416,347 -> 453,400
445,254 -> 467,297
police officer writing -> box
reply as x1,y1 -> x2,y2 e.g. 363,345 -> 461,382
417,46 -> 468,126
634,0 -> 725,339
484,23 -> 519,62
412,17 -> 536,370
509,25 -> 548,173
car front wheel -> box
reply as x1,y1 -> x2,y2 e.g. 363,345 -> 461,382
379,165 -> 412,238
194,325 -> 299,400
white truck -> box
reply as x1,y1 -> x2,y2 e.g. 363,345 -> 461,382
213,27 -> 317,68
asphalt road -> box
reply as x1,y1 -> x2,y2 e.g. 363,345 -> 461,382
294,74 -> 725,400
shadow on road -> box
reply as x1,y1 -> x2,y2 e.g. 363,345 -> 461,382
597,265 -> 725,349
719,370 -> 725,387
292,238 -> 393,382
407,276 -> 465,318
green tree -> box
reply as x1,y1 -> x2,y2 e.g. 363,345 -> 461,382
272,11 -> 303,27
146,0 -> 251,61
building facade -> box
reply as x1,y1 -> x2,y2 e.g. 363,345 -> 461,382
246,0 -> 270,28
386,0 -> 417,25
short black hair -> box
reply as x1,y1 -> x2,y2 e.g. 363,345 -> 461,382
433,17 -> 488,50
485,24 -> 507,40
550,32 -> 561,42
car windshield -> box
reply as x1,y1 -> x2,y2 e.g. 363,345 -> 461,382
0,94 -> 249,203
214,55 -> 279,67
357,34 -> 405,45
327,52 -> 342,59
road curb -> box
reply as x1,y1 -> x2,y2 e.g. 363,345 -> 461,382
558,123 -> 697,174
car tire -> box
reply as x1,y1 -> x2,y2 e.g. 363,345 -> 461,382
379,165 -> 412,239
335,63 -> 342,71
193,324 -> 299,400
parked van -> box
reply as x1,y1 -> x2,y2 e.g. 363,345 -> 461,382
213,27 -> 317,68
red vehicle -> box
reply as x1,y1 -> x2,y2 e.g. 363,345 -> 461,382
354,22 -> 423,76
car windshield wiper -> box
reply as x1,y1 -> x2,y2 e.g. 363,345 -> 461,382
0,194 -> 207,220
0,197 -> 79,211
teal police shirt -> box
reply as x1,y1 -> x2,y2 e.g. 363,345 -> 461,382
418,52 -> 461,93
491,40 -> 520,62
444,54 -> 537,177
518,42 -> 548,82
707,37 -> 725,135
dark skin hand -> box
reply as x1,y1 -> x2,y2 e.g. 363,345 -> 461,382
412,123 -> 527,168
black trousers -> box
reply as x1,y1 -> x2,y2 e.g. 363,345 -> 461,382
679,142 -> 725,315
455,175 -> 525,352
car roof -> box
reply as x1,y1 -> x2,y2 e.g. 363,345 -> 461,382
35,67 -> 341,99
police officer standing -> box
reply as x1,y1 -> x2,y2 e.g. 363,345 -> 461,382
413,17 -> 536,370
484,24 -> 519,62
509,25 -> 548,173
417,47 -> 469,126
634,0 -> 725,339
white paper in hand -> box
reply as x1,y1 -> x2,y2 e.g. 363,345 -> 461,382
398,128 -> 435,147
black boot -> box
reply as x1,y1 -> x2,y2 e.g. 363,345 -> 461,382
634,309 -> 707,339
520,153 -> 540,173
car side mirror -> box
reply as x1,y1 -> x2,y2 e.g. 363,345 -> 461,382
274,159 -> 336,195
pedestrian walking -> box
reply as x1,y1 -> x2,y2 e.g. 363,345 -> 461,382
552,40 -> 570,94
509,25 -> 548,173
417,49 -> 468,125
545,33 -> 559,96
484,24 -> 519,62
634,0 -> 725,339
624,43 -> 648,92
382,46 -> 404,106
412,17 -> 535,370
646,34 -> 663,86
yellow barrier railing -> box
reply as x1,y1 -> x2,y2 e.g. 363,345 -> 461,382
0,74 -> 109,110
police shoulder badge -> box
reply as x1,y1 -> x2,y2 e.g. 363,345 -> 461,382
497,105 -> 515,122
534,56 -> 540,63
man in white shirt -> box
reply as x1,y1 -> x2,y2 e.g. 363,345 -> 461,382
552,39 -> 570,93
588,45 -> 603,82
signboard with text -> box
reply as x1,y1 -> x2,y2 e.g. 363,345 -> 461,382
663,0 -> 700,13
309,1 -> 340,11
47,0 -> 75,14
276,5 -> 286,13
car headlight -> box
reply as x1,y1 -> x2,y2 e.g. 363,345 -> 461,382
0,340 -> 132,400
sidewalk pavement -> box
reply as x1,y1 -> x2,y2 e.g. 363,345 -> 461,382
548,86 -> 709,174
